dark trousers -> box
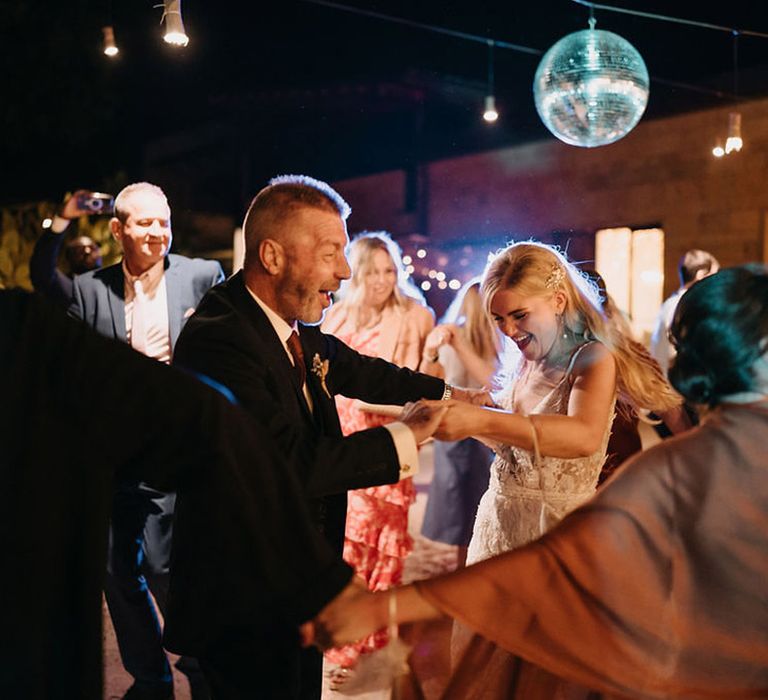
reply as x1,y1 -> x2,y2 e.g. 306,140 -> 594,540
198,626 -> 323,700
104,482 -> 176,685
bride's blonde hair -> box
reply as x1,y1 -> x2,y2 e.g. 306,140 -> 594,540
481,241 -> 681,414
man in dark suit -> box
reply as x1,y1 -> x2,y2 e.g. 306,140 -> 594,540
69,182 -> 224,700
170,174 -> 472,698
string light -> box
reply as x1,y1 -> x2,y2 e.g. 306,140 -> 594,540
163,0 -> 189,46
483,40 -> 499,123
483,96 -> 499,123
725,111 -> 743,153
102,26 -> 119,56
712,33 -> 744,157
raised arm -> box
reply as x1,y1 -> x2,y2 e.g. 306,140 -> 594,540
432,343 -> 617,458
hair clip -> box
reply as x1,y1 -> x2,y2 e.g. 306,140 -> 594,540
544,264 -> 565,290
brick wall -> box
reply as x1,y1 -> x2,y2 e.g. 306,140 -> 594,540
335,97 -> 768,297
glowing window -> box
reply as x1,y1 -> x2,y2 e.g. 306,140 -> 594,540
595,227 -> 664,344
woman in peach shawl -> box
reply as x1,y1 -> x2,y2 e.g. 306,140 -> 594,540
313,265 -> 768,699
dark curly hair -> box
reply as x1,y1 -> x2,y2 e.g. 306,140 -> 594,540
668,265 -> 768,406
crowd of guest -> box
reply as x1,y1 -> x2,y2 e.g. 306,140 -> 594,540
7,171 -> 766,700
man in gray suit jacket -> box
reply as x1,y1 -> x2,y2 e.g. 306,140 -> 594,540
69,182 -> 223,700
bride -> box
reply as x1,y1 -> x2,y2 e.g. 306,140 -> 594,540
442,242 -> 680,560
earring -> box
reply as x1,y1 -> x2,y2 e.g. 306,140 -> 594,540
557,313 -> 568,339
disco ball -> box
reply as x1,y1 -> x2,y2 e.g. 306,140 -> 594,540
533,29 -> 649,148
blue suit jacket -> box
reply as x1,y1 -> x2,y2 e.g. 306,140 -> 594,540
68,253 -> 224,350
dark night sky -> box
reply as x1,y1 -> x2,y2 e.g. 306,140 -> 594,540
3,1 -> 768,208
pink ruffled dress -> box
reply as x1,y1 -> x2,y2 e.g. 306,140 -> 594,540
324,325 -> 416,669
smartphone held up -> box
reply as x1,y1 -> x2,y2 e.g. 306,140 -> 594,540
76,191 -> 114,215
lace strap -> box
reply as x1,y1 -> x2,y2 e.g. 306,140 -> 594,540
564,340 -> 596,381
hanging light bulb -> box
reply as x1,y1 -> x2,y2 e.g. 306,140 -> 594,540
482,40 -> 499,123
715,35 -> 743,157
724,111 -> 743,154
163,0 -> 189,46
483,95 -> 499,123
712,142 -> 725,158
102,25 -> 119,57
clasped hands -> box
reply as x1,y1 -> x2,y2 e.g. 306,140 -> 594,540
399,387 -> 493,443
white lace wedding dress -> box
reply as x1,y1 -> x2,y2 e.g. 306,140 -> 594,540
467,341 -> 615,563
454,344 -> 616,698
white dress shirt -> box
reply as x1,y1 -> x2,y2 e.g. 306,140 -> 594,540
123,259 -> 172,365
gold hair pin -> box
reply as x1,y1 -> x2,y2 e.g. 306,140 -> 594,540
544,264 -> 565,290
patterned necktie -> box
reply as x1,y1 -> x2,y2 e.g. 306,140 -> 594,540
286,331 -> 306,388
131,279 -> 148,355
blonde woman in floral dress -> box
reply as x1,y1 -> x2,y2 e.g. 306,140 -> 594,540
320,231 -> 434,690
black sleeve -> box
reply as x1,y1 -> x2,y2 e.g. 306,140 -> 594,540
29,230 -> 73,306
319,331 -> 445,404
174,322 -> 404,496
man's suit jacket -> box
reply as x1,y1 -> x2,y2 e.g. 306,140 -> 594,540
173,270 -> 445,541
68,253 -> 224,348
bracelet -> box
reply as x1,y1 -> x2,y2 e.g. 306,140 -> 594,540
388,589 -> 398,640
441,383 -> 453,401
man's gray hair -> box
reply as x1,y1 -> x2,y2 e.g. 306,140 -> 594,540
242,175 -> 351,268
114,182 -> 168,223
265,174 -> 351,220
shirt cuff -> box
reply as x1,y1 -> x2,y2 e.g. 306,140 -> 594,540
383,421 -> 419,480
51,215 -> 71,234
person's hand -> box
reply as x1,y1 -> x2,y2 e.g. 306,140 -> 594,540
399,400 -> 449,444
440,323 -> 460,346
451,386 -> 495,407
422,324 -> 452,363
59,190 -> 94,220
308,579 -> 387,650
435,400 -> 480,441
412,399 -> 480,441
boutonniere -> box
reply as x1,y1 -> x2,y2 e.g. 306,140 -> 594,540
311,353 -> 332,399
